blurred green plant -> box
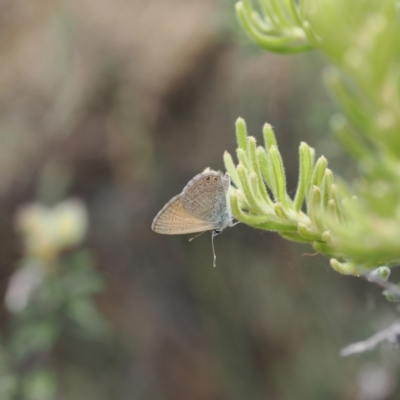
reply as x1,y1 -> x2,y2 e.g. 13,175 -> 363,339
227,0 -> 400,275
1,199 -> 108,400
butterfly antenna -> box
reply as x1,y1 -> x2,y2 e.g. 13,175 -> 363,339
189,231 -> 206,242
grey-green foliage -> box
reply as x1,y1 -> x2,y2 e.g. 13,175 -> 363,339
226,0 -> 400,275
1,251 -> 108,400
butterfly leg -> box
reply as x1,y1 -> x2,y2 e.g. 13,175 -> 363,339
189,231 -> 206,242
211,229 -> 221,268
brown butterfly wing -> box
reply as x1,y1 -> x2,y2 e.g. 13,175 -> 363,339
151,194 -> 215,235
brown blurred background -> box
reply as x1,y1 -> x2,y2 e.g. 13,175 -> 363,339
0,0 -> 399,399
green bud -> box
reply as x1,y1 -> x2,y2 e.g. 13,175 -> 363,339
321,230 -> 331,243
331,184 -> 344,221
322,169 -> 333,209
249,171 -> 260,199
263,123 -> 277,150
223,151 -> 241,189
294,142 -> 315,212
257,147 -> 276,197
246,139 -> 273,205
327,199 -> 338,220
269,145 -> 289,208
237,164 -> 265,214
237,148 -> 251,171
311,156 -> 328,188
247,137 -> 258,167
308,185 -> 323,230
330,259 -> 361,276
235,117 -> 248,151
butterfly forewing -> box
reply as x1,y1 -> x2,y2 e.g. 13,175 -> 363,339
151,194 -> 216,234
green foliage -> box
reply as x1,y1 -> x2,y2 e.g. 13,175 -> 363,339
21,370 -> 57,400
1,200 -> 108,400
225,119 -> 353,271
235,0 -> 311,53
229,0 -> 400,275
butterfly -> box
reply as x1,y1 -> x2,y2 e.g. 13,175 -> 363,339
152,168 -> 236,267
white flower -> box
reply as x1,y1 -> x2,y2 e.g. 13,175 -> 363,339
15,199 -> 88,262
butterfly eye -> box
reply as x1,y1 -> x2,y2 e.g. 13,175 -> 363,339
205,176 -> 211,182
213,176 -> 219,182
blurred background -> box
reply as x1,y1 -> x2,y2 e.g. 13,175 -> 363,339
0,0 -> 399,399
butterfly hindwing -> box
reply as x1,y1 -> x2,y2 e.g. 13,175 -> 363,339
181,171 -> 229,223
151,194 -> 215,234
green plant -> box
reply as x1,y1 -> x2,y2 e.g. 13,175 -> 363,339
226,0 -> 400,276
1,199 -> 108,400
